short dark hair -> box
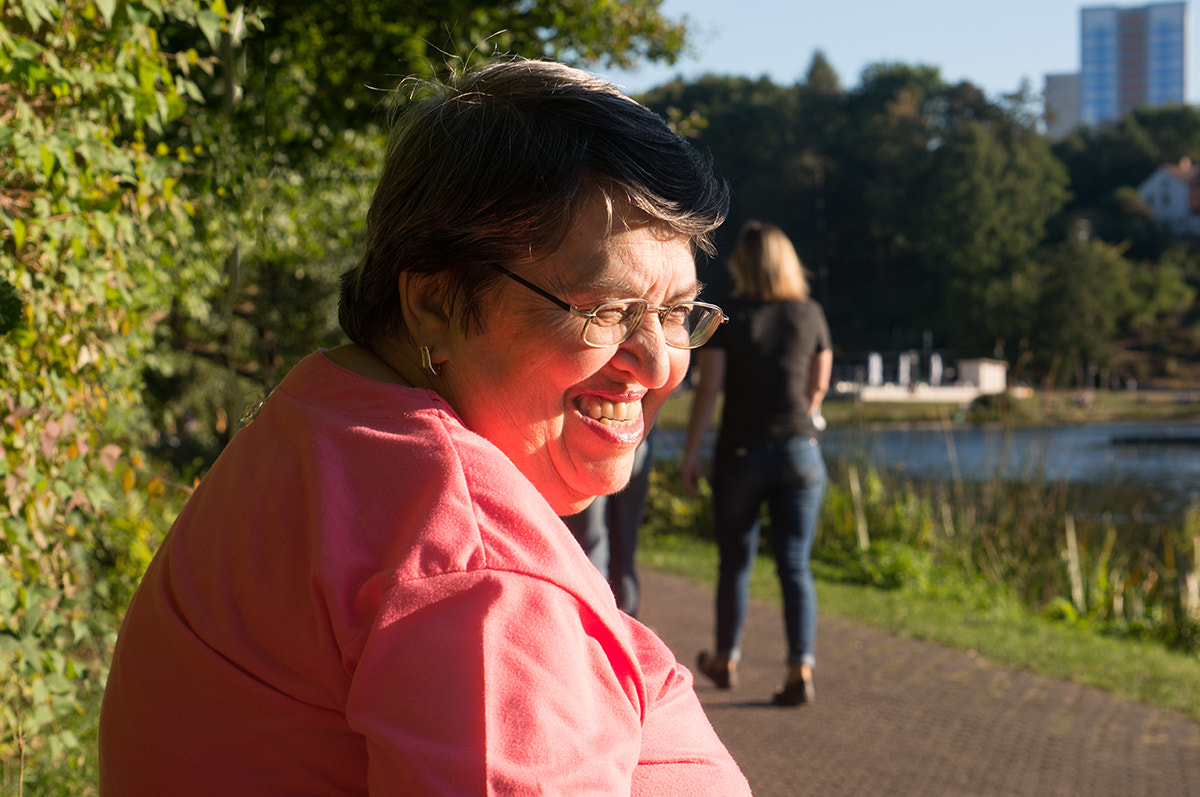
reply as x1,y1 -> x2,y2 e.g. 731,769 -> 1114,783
338,58 -> 729,347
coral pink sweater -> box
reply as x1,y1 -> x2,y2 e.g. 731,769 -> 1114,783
99,352 -> 749,795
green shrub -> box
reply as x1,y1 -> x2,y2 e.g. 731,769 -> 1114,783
0,2 -> 238,790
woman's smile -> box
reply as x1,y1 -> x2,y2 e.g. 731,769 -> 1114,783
577,395 -> 641,427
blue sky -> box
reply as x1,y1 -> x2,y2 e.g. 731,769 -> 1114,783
600,0 -> 1196,103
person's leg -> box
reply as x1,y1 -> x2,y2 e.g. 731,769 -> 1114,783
766,437 -> 827,706
710,447 -> 769,663
561,496 -> 610,579
768,437 -> 827,669
606,432 -> 656,617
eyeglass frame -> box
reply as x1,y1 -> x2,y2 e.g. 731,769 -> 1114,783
488,263 -> 727,349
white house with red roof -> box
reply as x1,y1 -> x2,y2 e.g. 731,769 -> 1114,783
1137,156 -> 1200,236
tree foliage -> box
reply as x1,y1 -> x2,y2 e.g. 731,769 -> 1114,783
162,0 -> 691,165
921,116 -> 1069,355
642,57 -> 1197,383
0,1 -> 247,789
145,0 -> 694,465
1054,105 -> 1200,213
1029,237 -> 1136,385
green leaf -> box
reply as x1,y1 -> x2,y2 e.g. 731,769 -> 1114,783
11,323 -> 35,349
40,144 -> 56,181
196,10 -> 221,51
96,0 -> 117,27
8,38 -> 42,60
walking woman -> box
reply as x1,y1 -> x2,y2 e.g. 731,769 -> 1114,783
683,220 -> 832,706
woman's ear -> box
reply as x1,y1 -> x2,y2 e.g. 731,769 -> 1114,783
398,271 -> 452,360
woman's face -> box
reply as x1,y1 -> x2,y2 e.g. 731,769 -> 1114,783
439,198 -> 698,515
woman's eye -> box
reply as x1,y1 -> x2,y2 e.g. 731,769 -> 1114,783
664,305 -> 692,326
592,305 -> 631,326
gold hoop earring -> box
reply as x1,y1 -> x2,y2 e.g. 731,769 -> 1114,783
419,345 -> 441,377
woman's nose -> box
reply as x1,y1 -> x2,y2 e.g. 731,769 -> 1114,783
614,312 -> 673,389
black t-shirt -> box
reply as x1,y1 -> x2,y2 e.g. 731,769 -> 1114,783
706,298 -> 831,454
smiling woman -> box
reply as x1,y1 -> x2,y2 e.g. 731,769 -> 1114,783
98,58 -> 748,795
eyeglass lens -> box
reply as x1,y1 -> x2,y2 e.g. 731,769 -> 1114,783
583,301 -> 722,349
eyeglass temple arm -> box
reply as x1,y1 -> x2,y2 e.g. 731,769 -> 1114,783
488,263 -> 583,315
490,263 -> 725,331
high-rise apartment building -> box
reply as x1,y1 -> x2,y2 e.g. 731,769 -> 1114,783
1045,2 -> 1189,137
1079,2 -> 1188,125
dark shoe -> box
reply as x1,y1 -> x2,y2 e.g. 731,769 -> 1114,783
696,651 -> 738,689
772,669 -> 814,706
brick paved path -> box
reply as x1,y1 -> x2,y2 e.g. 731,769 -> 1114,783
638,568 -> 1200,796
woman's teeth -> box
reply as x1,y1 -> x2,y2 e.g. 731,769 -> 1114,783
583,399 -> 639,426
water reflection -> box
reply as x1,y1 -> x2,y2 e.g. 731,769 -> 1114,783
820,421 -> 1200,525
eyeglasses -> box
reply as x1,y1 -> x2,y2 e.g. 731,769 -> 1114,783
490,264 -> 727,349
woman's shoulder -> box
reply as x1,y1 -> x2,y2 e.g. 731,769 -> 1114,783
772,297 -> 826,323
254,353 -> 603,589
794,297 -> 826,316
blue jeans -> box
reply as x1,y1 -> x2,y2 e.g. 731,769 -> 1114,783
712,436 -> 827,667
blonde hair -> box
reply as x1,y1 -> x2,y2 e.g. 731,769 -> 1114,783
726,220 -> 810,301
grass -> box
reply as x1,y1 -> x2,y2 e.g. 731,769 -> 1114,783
639,532 -> 1200,721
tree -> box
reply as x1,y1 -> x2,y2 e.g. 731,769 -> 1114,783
803,50 -> 840,96
163,0 -> 693,165
632,57 -> 1197,383
821,64 -> 949,348
1030,237 -> 1134,385
1127,243 -> 1198,335
920,117 -> 1069,356
1052,106 -> 1200,216
1047,106 -> 1200,382
639,75 -> 805,301
639,63 -> 1074,358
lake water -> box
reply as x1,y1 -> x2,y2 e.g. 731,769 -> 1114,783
819,420 -> 1200,525
660,420 -> 1200,526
